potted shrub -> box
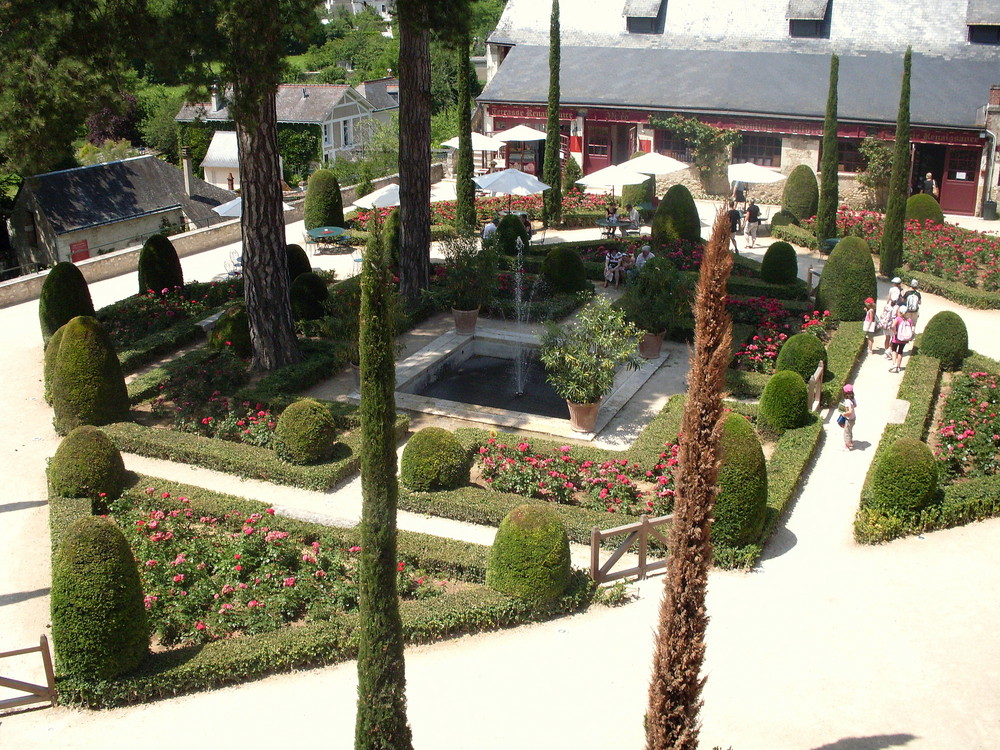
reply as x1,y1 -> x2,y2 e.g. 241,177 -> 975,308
428,234 -> 501,334
540,296 -> 643,432
615,256 -> 693,358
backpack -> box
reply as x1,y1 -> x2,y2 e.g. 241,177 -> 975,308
906,291 -> 921,312
896,317 -> 914,342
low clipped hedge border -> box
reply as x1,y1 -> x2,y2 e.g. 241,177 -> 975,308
902,269 -> 1000,311
772,224 -> 819,251
118,322 -> 203,375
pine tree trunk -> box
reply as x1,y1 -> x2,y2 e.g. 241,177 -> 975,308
455,31 -> 477,234
542,0 -> 562,227
816,55 -> 840,246
880,48 -> 912,276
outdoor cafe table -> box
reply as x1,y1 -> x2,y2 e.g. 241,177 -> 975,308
595,217 -> 635,238
307,226 -> 348,244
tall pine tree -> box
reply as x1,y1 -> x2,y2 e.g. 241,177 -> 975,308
455,29 -> 477,234
879,48 -> 912,276
816,54 -> 840,247
542,0 -> 562,227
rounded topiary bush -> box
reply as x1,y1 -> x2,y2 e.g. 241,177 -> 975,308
769,209 -> 800,228
919,310 -> 968,371
303,169 -> 344,230
759,370 -> 809,433
651,183 -> 701,244
43,323 -> 67,405
495,213 -> 529,255
137,234 -> 183,296
715,413 -> 768,548
39,262 -> 95,346
274,398 -> 337,464
622,155 -> 654,208
286,243 -> 312,282
51,316 -> 130,436
905,193 -> 945,226
51,516 -> 149,679
48,426 -> 126,505
208,305 -> 251,358
290,271 -> 329,321
869,438 -> 938,515
399,427 -> 469,491
486,504 -> 571,604
541,246 -> 589,294
774,332 -> 828,383
814,235 -> 877,321
782,164 -> 819,223
760,241 -> 799,284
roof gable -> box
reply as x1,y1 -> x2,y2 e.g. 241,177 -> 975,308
201,131 -> 240,169
176,84 -> 374,124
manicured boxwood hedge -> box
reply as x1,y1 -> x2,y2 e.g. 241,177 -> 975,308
117,322 -> 203,375
904,270 -> 1000,310
771,224 -> 820,251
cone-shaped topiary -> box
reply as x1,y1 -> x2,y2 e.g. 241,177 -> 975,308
563,155 -> 583,188
905,193 -> 944,226
39,262 -> 95,346
715,413 -> 768,548
919,310 -> 968,371
303,169 -> 344,230
769,209 -> 799,227
399,427 -> 469,491
495,213 -> 529,256
383,207 -> 402,267
814,235 -> 877,321
775,332 -> 828,382
760,241 -> 799,284
286,243 -> 312,282
51,516 -> 149,679
43,323 -> 67,405
137,234 -> 183,296
289,272 -> 329,321
782,164 -> 819,223
51,316 -> 130,435
759,370 -> 809,433
275,398 -> 338,464
541,245 -> 589,294
48,426 -> 126,506
868,437 -> 938,515
486,503 -> 571,603
208,305 -> 252,358
651,183 -> 701,244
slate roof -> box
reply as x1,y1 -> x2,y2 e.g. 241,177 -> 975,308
24,155 -> 236,235
176,85 -> 371,124
356,78 -> 400,112
967,0 -> 1000,24
201,131 -> 240,170
479,44 -> 998,130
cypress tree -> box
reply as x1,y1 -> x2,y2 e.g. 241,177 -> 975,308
879,48 -> 911,276
455,30 -> 477,234
354,222 -> 413,750
816,54 -> 840,246
541,0 -> 562,227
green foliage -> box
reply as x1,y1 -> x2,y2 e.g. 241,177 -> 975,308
919,311 -> 968,371
276,125 -> 320,180
384,207 -> 402,267
905,193 -> 944,225
782,164 -> 819,223
454,38 -> 477,234
816,54 -> 839,244
51,517 -> 149,680
275,398 -> 338,465
774,332 -> 828,382
647,115 -> 741,189
286,243 -> 312,281
289,272 -> 329,321
39,262 -> 95,346
138,86 -> 185,163
137,234 -> 183,296
760,241 -> 799,284
48,426 -> 126,506
303,169 -> 344,230
769,209 -> 801,228
621,160 -> 654,209
759,370 -> 809,433
563,156 -> 583,189
495,213 -> 529,256
815,235 -> 878,321
650,183 -> 701,244
540,246 -> 590,295
208,306 -> 252,358
43,324 -> 66,404
542,0 -> 562,226
715,413 -> 768,548
868,437 -> 938,515
431,234 -> 500,310
400,427 -> 469,491
486,504 -> 571,603
51,316 -> 130,435
880,48 -> 912,275
857,136 -> 893,209
615,257 -> 693,335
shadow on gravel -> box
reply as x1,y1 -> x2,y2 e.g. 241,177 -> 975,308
0,587 -> 50,607
0,500 -> 47,514
810,733 -> 917,750
759,526 -> 797,562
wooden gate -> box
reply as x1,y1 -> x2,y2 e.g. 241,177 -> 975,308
0,636 -> 56,712
590,514 -> 672,584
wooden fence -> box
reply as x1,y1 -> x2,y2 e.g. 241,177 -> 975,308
807,360 -> 825,412
590,514 -> 672,584
0,636 -> 56,712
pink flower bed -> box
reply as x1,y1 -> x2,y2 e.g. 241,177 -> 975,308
933,371 -> 1000,479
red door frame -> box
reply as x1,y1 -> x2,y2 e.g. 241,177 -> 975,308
939,146 -> 981,216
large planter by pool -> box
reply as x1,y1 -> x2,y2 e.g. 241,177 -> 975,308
452,308 -> 479,335
567,399 -> 601,433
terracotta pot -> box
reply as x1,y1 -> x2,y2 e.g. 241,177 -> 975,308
452,307 -> 479,335
566,399 -> 601,433
638,330 -> 666,359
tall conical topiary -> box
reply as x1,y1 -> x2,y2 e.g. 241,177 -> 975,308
880,48 -> 912,276
384,207 -> 402,268
454,30 -> 477,234
715,412 -> 768,548
47,425 -> 127,504
39,262 -> 95,346
304,169 -> 344,230
815,235 -> 878,321
650,183 -> 701,245
782,165 -> 819,223
541,0 -> 562,227
286,243 -> 312,282
137,234 -> 183,296
51,316 -> 130,435
816,54 -> 840,246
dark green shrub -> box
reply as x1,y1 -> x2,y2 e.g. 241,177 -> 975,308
48,426 -> 126,506
869,437 -> 938,515
919,311 -> 968,370
540,246 -> 589,294
208,305 -> 251,358
774,332 -> 828,382
400,427 -> 469,491
137,234 -> 183,296
289,272 -> 329,321
39,262 -> 95,346
51,316 -> 130,435
286,243 -> 312,281
615,256 -> 693,335
715,413 -> 768,548
51,516 -> 149,679
495,213 -> 529,255
760,241 -> 799,284
43,323 -> 67,404
383,207 -> 402,267
769,209 -> 800,228
622,154 -> 654,208
274,398 -> 338,464
905,193 -> 944,226
758,370 -> 809,432
782,164 -> 819,223
650,183 -> 701,244
563,155 -> 583,189
814,235 -> 877,321
486,504 -> 571,603
303,169 -> 344,230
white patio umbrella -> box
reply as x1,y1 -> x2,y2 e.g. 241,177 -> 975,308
727,162 -> 788,185
440,132 -> 506,151
473,168 -> 550,211
492,124 -> 548,142
575,164 -> 651,200
353,181 -> 458,210
212,196 -> 293,218
624,151 -> 689,176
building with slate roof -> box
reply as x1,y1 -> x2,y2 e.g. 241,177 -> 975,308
479,0 -> 1000,215
355,77 -> 400,124
8,155 -> 235,267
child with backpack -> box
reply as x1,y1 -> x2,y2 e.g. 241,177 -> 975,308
890,307 -> 914,373
903,279 -> 922,330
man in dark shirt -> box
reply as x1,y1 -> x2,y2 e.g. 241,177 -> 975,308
727,201 -> 742,253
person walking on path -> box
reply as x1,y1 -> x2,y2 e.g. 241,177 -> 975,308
903,278 -> 922,330
744,199 -> 762,250
727,201 -> 742,253
838,384 -> 857,450
880,276 -> 904,357
889,305 -> 914,373
863,297 -> 878,354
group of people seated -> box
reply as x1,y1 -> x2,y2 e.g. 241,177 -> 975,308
602,203 -> 642,238
481,213 -> 534,241
604,244 -> 655,289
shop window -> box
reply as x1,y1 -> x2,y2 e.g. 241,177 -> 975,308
653,130 -> 693,162
732,135 -> 782,168
969,25 -> 1000,44
587,138 -> 609,157
820,139 -> 864,173
947,149 -> 979,181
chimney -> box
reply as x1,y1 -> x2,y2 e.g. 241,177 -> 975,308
181,146 -> 193,197
302,87 -> 309,98
211,85 -> 221,112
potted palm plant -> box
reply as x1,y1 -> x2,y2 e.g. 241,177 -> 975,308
540,296 -> 644,432
616,256 -> 694,358
428,235 -> 501,334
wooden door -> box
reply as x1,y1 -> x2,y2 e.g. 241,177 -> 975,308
585,125 -> 611,172
940,146 -> 981,216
